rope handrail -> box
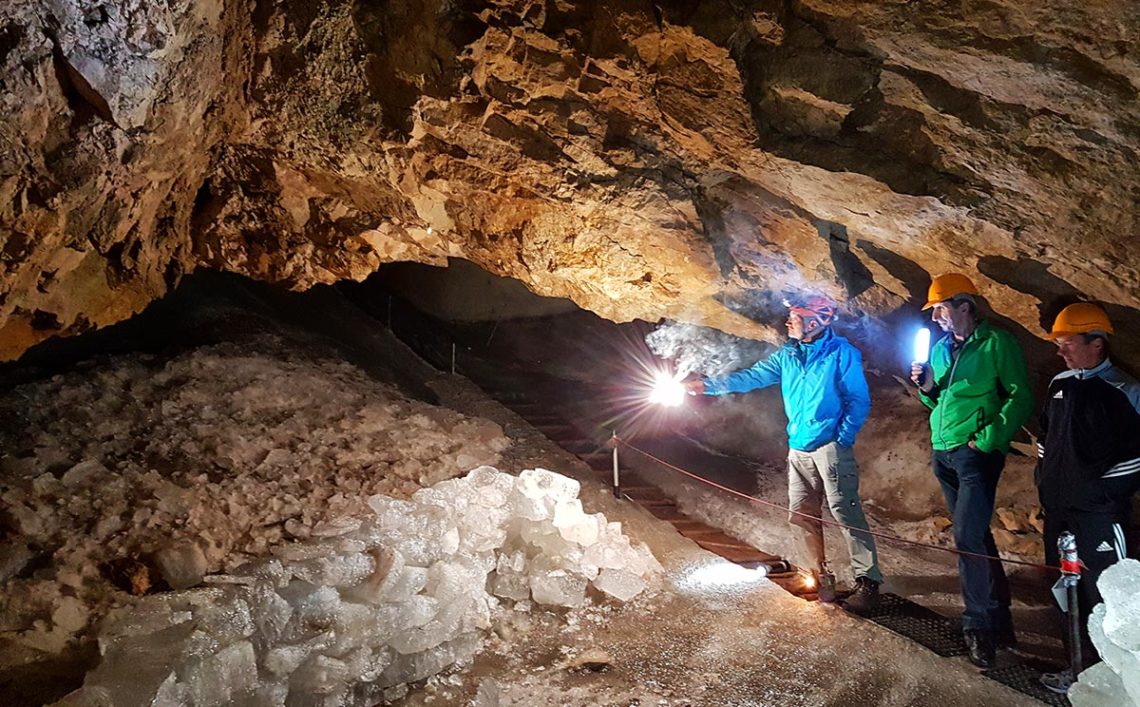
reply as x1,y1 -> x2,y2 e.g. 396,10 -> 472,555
615,437 -> 1061,573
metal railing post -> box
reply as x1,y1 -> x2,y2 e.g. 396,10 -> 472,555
1057,531 -> 1083,676
611,431 -> 620,498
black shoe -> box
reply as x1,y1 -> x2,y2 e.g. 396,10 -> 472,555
844,577 -> 881,616
994,623 -> 1017,650
964,630 -> 996,669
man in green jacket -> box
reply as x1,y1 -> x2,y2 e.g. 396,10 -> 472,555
910,273 -> 1034,669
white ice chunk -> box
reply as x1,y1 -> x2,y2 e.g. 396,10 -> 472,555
1070,559 -> 1140,707
368,496 -> 460,565
277,584 -> 341,642
509,468 -> 581,522
519,468 -> 580,502
529,569 -> 587,608
518,519 -> 573,556
288,552 -> 376,588
381,565 -> 429,603
465,466 -> 514,508
377,633 -> 482,688
180,640 -> 257,707
247,581 -> 293,647
310,517 -> 362,538
582,534 -> 638,570
1070,661 -> 1135,707
555,507 -> 601,547
289,654 -> 350,696
1089,602 -> 1140,706
491,550 -> 531,600
1100,558 -> 1140,651
184,603 -> 254,659
84,621 -> 194,706
592,568 -> 647,602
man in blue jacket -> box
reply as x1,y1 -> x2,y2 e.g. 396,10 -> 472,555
685,295 -> 882,613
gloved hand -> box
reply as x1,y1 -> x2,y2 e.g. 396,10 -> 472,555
682,377 -> 706,395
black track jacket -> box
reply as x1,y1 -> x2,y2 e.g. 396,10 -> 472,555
1036,358 -> 1140,513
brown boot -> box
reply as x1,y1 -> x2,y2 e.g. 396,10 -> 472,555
843,577 -> 880,616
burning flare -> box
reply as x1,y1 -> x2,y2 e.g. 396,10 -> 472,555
648,371 -> 686,407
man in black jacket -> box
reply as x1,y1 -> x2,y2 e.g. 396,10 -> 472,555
1036,303 -> 1140,694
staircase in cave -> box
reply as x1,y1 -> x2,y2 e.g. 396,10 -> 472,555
484,394 -> 804,589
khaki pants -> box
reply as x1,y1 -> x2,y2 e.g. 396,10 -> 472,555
787,442 -> 882,582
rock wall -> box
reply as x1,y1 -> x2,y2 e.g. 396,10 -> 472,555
2,0 -> 1138,364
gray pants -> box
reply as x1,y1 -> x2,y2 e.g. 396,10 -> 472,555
787,442 -> 882,582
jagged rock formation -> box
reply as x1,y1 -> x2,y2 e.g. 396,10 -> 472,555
2,0 -> 1138,363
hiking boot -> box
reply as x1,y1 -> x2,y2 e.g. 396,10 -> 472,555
1039,669 -> 1073,695
963,630 -> 996,669
843,577 -> 880,616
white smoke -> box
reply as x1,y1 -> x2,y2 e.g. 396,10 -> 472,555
645,322 -> 774,378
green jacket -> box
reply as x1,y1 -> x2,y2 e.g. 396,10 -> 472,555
918,320 -> 1033,453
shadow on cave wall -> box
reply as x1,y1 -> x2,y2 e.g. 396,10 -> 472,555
979,255 -> 1140,382
0,270 -> 441,403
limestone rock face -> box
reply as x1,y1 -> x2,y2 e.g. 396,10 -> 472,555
2,0 -> 1138,362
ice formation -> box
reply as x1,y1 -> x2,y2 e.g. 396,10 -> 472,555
56,467 -> 661,706
0,343 -> 508,656
1069,558 -> 1140,707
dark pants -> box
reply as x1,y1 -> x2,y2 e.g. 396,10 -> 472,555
932,446 -> 1012,633
1043,507 -> 1129,666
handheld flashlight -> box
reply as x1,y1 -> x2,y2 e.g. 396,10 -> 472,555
913,328 -> 931,387
913,328 -> 931,364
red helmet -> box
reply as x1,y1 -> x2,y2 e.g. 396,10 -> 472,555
786,295 -> 837,326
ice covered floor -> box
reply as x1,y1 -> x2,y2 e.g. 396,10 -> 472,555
396,556 -> 1042,706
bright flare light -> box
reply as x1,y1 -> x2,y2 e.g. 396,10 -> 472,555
648,371 -> 686,407
913,327 -> 931,364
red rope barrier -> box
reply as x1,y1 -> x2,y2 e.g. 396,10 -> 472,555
616,437 -> 1061,573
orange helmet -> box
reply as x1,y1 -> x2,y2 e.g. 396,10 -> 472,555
786,295 -> 837,326
922,273 -> 979,310
1048,303 -> 1113,339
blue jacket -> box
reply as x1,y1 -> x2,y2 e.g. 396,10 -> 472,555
702,329 -> 871,452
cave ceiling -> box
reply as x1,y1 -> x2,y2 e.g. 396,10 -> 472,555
1,0 -> 1138,364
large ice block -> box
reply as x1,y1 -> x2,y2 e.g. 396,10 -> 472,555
71,467 -> 662,706
1099,558 -> 1140,650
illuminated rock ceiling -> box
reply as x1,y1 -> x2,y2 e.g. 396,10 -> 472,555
2,0 -> 1138,360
